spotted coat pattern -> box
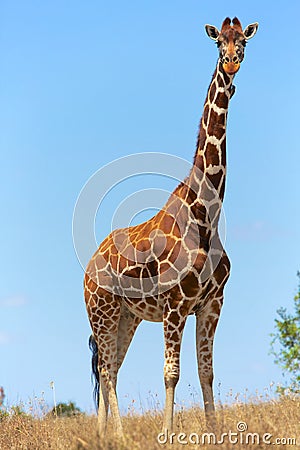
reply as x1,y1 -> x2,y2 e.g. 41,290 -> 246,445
84,17 -> 258,436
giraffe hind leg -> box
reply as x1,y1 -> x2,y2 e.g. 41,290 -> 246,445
90,296 -> 123,438
89,335 -> 109,435
117,304 -> 142,371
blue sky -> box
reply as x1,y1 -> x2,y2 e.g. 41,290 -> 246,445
1,0 -> 300,413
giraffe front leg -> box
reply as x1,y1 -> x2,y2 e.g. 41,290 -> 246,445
196,294 -> 223,430
162,308 -> 187,432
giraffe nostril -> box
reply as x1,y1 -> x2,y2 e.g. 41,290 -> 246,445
224,56 -> 230,64
233,56 -> 239,64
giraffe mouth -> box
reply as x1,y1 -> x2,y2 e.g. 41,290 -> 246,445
222,61 -> 240,75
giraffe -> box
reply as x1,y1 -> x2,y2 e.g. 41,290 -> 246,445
84,17 -> 258,437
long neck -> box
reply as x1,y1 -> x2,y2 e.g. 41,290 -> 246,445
178,60 -> 235,234
193,60 -> 234,201
166,61 -> 235,239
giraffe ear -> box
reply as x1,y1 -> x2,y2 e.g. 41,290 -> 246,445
243,22 -> 259,40
205,24 -> 220,41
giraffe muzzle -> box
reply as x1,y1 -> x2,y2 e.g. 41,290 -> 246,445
222,55 -> 240,75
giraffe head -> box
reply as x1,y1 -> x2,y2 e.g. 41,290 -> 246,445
205,17 -> 258,75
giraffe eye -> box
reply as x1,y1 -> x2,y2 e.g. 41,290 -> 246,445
216,38 -> 225,49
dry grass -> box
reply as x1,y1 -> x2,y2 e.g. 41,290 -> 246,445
0,395 -> 299,449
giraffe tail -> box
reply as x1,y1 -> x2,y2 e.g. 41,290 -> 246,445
89,334 -> 99,409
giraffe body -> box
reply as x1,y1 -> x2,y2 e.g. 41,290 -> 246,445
84,17 -> 258,438
86,193 -> 229,323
